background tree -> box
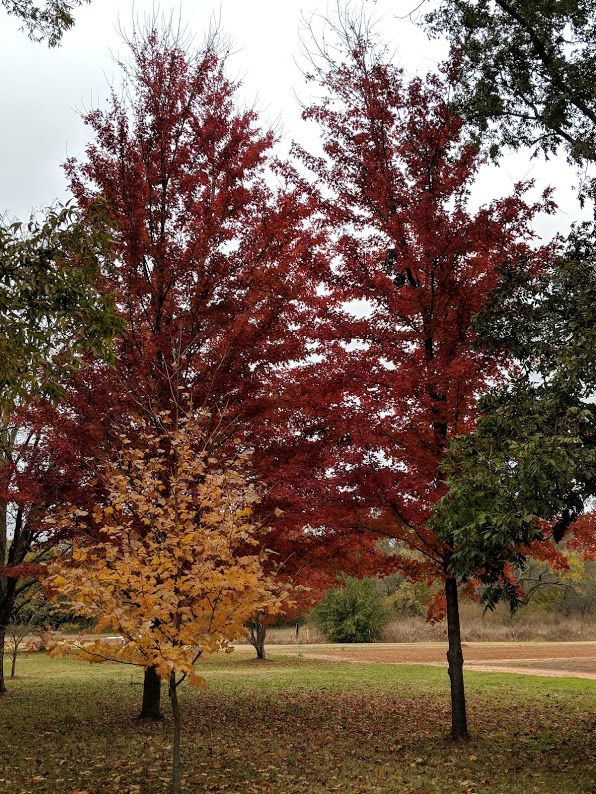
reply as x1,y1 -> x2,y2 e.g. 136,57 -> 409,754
5,619 -> 33,678
245,568 -> 337,659
45,415 -> 288,794
296,14 -> 555,739
241,508 -> 386,659
511,547 -> 596,614
4,582 -> 58,678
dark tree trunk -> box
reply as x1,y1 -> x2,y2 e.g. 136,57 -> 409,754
0,502 -> 33,694
0,624 -> 6,694
169,674 -> 182,794
445,576 -> 468,740
246,615 -> 267,660
10,637 -> 17,678
0,499 -> 7,694
139,666 -> 163,720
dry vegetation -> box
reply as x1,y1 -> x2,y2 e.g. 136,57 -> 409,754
381,603 -> 596,644
254,604 -> 596,647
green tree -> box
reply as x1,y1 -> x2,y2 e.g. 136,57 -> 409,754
2,0 -> 89,46
426,0 -> 596,195
419,0 -> 596,597
0,201 -> 122,413
0,202 -> 121,692
312,577 -> 387,643
432,225 -> 596,602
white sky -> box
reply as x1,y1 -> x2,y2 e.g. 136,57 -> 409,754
0,0 -> 591,237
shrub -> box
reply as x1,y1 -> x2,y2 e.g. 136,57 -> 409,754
312,577 -> 386,642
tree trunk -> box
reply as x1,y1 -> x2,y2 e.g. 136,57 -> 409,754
0,499 -> 7,694
139,666 -> 163,720
10,639 -> 16,678
445,577 -> 468,740
169,674 -> 182,794
246,615 -> 267,660
0,625 -> 6,694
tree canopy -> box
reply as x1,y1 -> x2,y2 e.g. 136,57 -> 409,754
46,415 -> 288,793
0,202 -> 122,413
2,0 -> 89,45
294,14 -> 555,738
12,22 -> 343,715
419,0 -> 596,603
426,0 -> 596,193
433,223 -> 596,599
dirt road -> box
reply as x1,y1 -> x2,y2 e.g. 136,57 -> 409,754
233,641 -> 596,680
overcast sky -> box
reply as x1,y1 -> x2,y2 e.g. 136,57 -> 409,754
0,0 -> 590,238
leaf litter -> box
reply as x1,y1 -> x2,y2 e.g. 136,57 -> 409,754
0,654 -> 595,793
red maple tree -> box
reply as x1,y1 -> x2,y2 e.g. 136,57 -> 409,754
295,21 -> 557,738
18,22 -> 361,713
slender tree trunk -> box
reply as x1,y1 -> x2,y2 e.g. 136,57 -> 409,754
445,577 -> 468,740
246,615 -> 267,660
0,499 -> 7,695
169,674 -> 182,794
0,625 -> 6,694
139,666 -> 163,720
10,639 -> 17,678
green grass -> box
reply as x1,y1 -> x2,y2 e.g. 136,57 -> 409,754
1,652 -> 596,793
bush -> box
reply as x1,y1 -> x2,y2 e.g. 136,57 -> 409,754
312,577 -> 387,642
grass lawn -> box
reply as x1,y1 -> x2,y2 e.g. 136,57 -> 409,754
1,652 -> 595,793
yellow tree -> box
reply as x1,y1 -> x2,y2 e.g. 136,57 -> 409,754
45,414 -> 290,793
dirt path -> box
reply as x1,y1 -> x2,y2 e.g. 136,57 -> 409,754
233,641 -> 596,680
